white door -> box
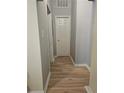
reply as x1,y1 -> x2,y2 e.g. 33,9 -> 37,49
56,16 -> 71,56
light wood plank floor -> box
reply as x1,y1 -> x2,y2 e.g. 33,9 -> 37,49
47,56 -> 90,93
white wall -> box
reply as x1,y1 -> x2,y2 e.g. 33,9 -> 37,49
75,0 -> 93,65
27,0 -> 43,91
89,0 -> 97,93
37,0 -> 50,89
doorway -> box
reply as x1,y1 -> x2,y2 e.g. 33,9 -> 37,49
55,16 -> 71,56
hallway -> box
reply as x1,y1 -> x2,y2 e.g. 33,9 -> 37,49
28,0 -> 97,93
47,57 -> 90,93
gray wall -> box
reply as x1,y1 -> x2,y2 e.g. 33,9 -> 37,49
37,0 -> 50,89
75,0 -> 93,65
27,0 -> 43,91
70,0 -> 77,61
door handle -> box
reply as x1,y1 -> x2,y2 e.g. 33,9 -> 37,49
57,40 -> 60,42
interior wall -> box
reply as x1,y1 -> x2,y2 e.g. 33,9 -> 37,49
27,0 -> 43,91
70,0 -> 77,61
75,0 -> 93,65
89,0 -> 97,93
37,0 -> 50,89
48,14 -> 54,62
50,0 -> 72,56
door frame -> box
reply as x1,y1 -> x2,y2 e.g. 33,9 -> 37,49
55,15 -> 71,57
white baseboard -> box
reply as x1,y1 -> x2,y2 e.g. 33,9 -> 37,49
44,72 -> 51,93
50,57 -> 54,63
54,56 -> 57,58
70,56 -> 75,65
75,64 -> 90,72
52,57 -> 55,62
29,90 -> 44,93
52,56 -> 58,63
70,56 -> 90,72
84,86 -> 93,93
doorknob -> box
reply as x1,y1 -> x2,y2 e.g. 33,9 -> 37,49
57,40 -> 60,42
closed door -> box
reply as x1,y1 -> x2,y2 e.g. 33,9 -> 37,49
56,16 -> 70,56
